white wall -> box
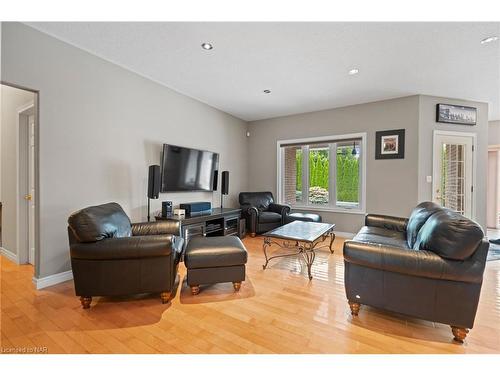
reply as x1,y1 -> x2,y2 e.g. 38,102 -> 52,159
0,84 -> 35,255
417,96 -> 488,230
1,23 -> 248,278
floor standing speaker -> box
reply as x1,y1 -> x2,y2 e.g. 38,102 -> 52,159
147,165 -> 160,221
221,171 -> 229,208
148,165 -> 161,199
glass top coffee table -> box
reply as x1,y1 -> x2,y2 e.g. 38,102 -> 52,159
262,221 -> 336,280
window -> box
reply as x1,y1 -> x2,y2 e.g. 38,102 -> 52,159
278,133 -> 366,212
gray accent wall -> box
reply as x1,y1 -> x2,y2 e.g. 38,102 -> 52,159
1,23 -> 248,278
417,95 -> 488,230
247,96 -> 421,233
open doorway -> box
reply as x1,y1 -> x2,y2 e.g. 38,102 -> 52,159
487,145 -> 500,243
0,82 -> 39,272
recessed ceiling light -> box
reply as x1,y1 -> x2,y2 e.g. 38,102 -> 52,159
201,42 -> 213,50
348,68 -> 359,76
480,36 -> 498,44
263,89 -> 271,94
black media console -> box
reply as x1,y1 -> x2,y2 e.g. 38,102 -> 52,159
155,207 -> 242,244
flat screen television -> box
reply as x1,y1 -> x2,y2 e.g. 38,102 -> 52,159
160,144 -> 219,192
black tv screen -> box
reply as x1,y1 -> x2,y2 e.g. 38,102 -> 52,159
160,144 -> 219,192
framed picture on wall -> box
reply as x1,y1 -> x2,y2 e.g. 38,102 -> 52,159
375,129 -> 405,159
436,103 -> 477,125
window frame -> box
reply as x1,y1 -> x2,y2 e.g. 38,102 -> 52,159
277,132 -> 367,214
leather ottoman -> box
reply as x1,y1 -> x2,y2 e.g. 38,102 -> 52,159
285,212 -> 322,224
184,236 -> 248,295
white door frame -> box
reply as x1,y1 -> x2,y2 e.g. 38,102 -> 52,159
16,100 -> 35,265
488,145 -> 500,229
432,130 -> 477,220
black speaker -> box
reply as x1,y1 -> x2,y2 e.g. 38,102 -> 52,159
162,201 -> 172,217
221,171 -> 229,195
147,165 -> 161,199
212,169 -> 219,191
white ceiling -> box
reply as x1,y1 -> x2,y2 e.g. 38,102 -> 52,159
27,22 -> 500,121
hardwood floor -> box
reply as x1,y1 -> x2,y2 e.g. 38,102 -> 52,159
1,236 -> 500,354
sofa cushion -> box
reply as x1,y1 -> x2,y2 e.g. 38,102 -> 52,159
413,209 -> 484,260
258,211 -> 282,224
353,226 -> 410,250
406,201 -> 443,248
68,202 -> 132,243
184,236 -> 248,269
343,240 -> 488,284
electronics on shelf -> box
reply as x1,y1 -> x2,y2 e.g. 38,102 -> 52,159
180,201 -> 212,216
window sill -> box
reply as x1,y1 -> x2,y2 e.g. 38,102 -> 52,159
286,205 -> 366,215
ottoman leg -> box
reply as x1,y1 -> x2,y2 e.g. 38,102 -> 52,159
233,282 -> 242,292
190,285 -> 200,295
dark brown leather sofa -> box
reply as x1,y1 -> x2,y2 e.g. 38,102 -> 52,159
239,192 -> 290,237
68,202 -> 183,309
343,202 -> 489,343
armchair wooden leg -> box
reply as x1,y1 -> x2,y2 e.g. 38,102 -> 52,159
80,296 -> 92,309
348,301 -> 361,316
451,326 -> 469,343
190,285 -> 200,295
160,292 -> 171,304
250,232 -> 256,238
233,282 -> 242,292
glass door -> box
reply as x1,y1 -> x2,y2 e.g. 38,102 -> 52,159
433,132 -> 474,218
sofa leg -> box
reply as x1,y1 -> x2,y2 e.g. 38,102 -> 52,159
80,296 -> 92,309
451,326 -> 469,343
233,282 -> 242,292
250,232 -> 256,238
160,292 -> 171,304
348,301 -> 360,316
190,285 -> 200,295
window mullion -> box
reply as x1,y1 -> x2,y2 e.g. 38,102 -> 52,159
302,145 -> 309,206
329,143 -> 336,208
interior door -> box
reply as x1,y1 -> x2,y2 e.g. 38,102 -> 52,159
28,115 -> 35,265
433,132 -> 474,218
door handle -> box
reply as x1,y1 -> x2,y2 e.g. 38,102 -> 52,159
24,194 -> 32,201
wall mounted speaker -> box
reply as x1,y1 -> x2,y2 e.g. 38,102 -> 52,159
212,169 -> 219,191
221,171 -> 229,195
147,165 -> 161,199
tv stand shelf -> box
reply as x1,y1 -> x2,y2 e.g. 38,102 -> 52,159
155,207 -> 242,243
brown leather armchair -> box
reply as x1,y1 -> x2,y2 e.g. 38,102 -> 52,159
239,192 -> 290,237
68,202 -> 183,309
343,202 -> 488,343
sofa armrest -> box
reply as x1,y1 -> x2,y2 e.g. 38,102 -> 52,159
131,221 -> 181,236
240,204 -> 259,218
70,235 -> 175,260
365,214 -> 408,232
343,240 -> 485,284
268,203 -> 291,217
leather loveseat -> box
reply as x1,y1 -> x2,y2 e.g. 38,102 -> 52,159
343,202 -> 489,343
68,202 -> 183,309
239,192 -> 290,237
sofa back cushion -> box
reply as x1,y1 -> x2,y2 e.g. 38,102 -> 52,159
68,202 -> 132,243
406,201 -> 443,247
239,191 -> 274,211
413,209 -> 484,260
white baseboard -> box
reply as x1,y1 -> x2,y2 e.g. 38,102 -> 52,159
32,270 -> 73,290
335,231 -> 355,239
0,247 -> 19,264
